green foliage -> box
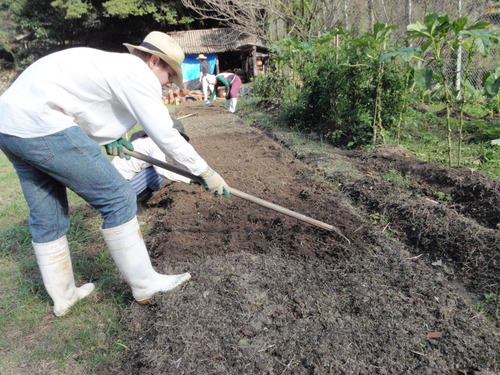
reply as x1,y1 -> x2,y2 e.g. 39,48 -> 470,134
474,293 -> 499,321
101,0 -> 192,24
380,46 -> 420,63
2,0 -> 61,67
0,3 -> 17,67
51,0 -> 91,18
251,71 -> 288,100
483,68 -> 500,98
403,13 -> 500,167
0,0 -> 193,69
102,0 -> 154,17
483,68 -> 500,114
414,67 -> 433,90
266,26 -> 405,148
433,191 -> 452,201
383,169 -> 413,190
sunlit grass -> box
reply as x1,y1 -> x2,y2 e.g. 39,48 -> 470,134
395,109 -> 499,178
0,150 -> 131,375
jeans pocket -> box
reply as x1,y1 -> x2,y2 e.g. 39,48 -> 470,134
0,133 -> 55,165
13,138 -> 55,165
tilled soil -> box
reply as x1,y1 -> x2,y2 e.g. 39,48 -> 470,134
102,100 -> 499,375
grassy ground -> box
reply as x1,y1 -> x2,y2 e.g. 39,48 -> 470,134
0,124 -> 147,374
0,155 -> 131,374
396,106 -> 500,179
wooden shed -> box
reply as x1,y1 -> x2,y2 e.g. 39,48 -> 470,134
169,28 -> 269,85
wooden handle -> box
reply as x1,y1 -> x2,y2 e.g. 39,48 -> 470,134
229,187 -> 338,231
228,187 -> 350,243
124,149 -> 203,184
123,149 -> 350,243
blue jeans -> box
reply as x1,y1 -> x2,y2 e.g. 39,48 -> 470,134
0,127 -> 136,243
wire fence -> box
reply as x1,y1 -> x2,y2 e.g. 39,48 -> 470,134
343,0 -> 498,33
342,0 -> 500,88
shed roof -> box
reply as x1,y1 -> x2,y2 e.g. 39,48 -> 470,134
169,28 -> 267,54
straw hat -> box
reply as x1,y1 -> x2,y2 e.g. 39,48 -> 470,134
124,31 -> 184,87
196,54 -> 208,60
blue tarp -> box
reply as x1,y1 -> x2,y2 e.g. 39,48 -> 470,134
182,53 -> 217,82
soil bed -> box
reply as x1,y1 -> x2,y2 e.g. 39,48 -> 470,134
101,101 -> 499,375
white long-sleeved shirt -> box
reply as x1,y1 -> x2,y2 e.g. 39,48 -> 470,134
112,136 -> 191,183
0,47 -> 208,175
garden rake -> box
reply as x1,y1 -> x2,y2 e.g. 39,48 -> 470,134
124,149 -> 351,244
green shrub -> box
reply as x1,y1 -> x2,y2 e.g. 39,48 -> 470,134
252,71 -> 288,100
275,27 -> 405,148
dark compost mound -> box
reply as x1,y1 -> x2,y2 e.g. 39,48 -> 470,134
99,102 -> 499,375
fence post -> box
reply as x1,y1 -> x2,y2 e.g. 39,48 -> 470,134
456,0 -> 463,94
407,0 -> 413,46
345,0 -> 349,30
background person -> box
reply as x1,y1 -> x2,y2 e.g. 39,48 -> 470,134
202,73 -> 216,102
0,31 -> 230,317
196,54 -> 212,101
205,72 -> 242,113
112,117 -> 191,214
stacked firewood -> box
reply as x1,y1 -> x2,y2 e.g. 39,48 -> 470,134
162,89 -> 204,105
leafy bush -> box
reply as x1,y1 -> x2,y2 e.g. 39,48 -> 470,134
256,13 -> 499,158
269,26 -> 405,148
251,71 -> 288,100
483,68 -> 500,114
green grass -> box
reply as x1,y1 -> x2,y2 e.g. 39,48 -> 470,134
0,150 -> 134,375
382,169 -> 413,190
396,109 -> 500,178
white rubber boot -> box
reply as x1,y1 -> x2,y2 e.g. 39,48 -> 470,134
227,98 -> 237,113
33,236 -> 95,317
101,217 -> 191,304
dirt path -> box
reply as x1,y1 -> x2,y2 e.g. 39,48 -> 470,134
102,101 -> 499,375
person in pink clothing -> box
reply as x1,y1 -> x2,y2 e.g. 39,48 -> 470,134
205,72 -> 242,113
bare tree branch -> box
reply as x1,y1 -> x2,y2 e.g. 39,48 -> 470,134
181,0 -> 346,42
181,0 -> 270,40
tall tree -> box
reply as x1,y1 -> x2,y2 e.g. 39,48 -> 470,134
0,0 -> 196,68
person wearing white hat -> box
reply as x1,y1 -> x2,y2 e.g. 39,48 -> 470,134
196,53 -> 212,100
0,31 -> 230,316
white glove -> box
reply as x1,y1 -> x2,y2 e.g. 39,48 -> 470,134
199,167 -> 230,197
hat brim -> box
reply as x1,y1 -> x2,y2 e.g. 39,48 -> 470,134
124,43 -> 183,87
